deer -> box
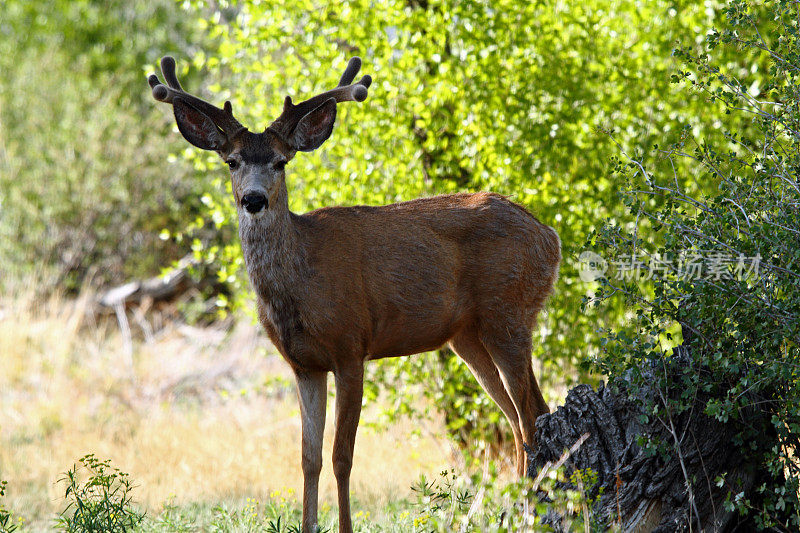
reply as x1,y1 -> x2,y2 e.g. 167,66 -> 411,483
148,55 -> 560,533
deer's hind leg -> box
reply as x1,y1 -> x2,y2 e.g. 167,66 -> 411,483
449,329 -> 526,477
480,321 -> 549,476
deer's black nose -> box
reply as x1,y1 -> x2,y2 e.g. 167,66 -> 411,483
242,192 -> 267,214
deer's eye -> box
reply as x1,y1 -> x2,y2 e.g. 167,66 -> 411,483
274,161 -> 287,172
226,159 -> 239,170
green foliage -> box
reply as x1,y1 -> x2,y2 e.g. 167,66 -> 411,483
141,497 -> 198,533
3,461 -> 601,532
179,0 -> 767,452
0,0 -> 202,290
142,490 -> 334,532
405,466 -> 604,531
589,0 -> 799,527
0,481 -> 19,533
209,496 -> 306,533
135,470 -> 601,532
362,348 -> 514,462
56,454 -> 145,532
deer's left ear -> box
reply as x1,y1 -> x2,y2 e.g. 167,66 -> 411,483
290,98 -> 337,152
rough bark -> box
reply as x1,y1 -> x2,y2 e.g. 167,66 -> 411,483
527,348 -> 767,532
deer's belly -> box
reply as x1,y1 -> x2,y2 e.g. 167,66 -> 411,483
366,304 -> 469,359
368,337 -> 451,360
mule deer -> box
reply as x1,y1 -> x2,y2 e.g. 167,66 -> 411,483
149,55 -> 560,533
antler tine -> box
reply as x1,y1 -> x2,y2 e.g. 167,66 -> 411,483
337,57 -> 362,87
337,58 -> 373,92
160,56 -> 184,91
355,75 -> 372,89
148,56 -> 245,137
269,57 -> 371,140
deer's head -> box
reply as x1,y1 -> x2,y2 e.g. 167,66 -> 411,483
149,56 -> 371,218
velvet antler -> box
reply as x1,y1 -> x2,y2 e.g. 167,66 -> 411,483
268,57 -> 372,142
148,56 -> 246,139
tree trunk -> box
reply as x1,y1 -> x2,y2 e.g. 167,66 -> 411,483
527,347 -> 770,532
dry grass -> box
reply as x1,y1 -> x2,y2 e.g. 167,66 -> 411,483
0,288 -> 454,530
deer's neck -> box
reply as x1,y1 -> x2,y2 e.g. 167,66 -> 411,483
238,191 -> 307,306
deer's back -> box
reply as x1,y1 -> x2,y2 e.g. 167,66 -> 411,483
304,192 -> 559,273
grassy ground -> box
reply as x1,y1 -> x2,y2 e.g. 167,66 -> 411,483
0,288 -> 461,531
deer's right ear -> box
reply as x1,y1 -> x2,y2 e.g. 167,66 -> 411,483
173,98 -> 228,151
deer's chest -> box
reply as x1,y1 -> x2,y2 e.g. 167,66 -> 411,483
257,296 -> 328,372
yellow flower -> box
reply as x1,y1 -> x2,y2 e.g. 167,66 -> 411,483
413,513 -> 430,527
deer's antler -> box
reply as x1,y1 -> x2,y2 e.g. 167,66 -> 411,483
268,57 -> 372,142
148,56 -> 247,139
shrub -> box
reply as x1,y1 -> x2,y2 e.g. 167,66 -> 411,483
0,1 -> 203,291
56,455 -> 145,532
589,0 -> 799,527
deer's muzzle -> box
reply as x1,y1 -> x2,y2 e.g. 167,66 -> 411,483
242,192 -> 268,214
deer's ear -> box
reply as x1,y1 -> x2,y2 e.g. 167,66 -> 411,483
291,98 -> 337,152
173,98 -> 228,151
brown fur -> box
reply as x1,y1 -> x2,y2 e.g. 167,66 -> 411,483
245,190 -> 560,371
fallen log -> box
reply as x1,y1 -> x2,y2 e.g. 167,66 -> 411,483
96,255 -> 197,310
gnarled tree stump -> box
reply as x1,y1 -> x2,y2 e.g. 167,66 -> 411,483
527,348 -> 770,532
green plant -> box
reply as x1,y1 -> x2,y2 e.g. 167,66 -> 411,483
56,454 -> 145,532
411,470 -> 473,519
0,481 -> 18,533
589,0 -> 799,528
202,492 -> 326,533
406,463 -> 602,531
143,497 -> 197,533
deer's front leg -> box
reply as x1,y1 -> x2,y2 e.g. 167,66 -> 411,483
332,363 -> 364,533
296,371 -> 327,533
